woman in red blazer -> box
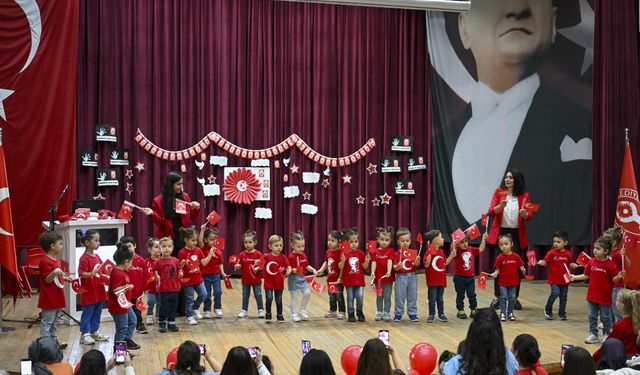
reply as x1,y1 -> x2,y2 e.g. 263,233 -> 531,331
487,169 -> 533,310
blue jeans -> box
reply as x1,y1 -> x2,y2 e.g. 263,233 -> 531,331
40,309 -> 62,338
203,274 -> 222,311
112,308 -> 136,342
80,302 -> 103,334
147,293 -> 160,318
427,286 -> 445,316
183,282 -> 206,318
588,301 -> 612,336
241,284 -> 264,311
328,284 -> 345,313
376,283 -> 393,314
545,284 -> 568,315
394,273 -> 418,317
453,275 -> 477,311
346,286 -> 364,315
265,289 -> 283,316
611,287 -> 623,321
499,286 -> 517,315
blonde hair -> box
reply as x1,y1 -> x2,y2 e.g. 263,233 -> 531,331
159,237 -> 173,246
617,289 -> 640,334
290,231 -> 305,243
396,227 -> 411,240
268,234 -> 283,246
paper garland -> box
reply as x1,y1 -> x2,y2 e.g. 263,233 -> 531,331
134,129 -> 376,167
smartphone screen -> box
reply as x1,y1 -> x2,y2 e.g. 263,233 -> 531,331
560,344 -> 573,368
114,342 -> 127,365
20,359 -> 32,375
302,340 -> 311,355
199,344 -> 206,355
378,330 -> 390,346
248,347 -> 258,358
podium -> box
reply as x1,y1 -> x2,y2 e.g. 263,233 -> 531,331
42,218 -> 128,324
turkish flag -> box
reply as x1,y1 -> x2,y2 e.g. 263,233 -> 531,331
416,232 -> 423,245
214,237 -> 226,250
624,232 -> 640,249
496,188 -> 508,196
428,243 -> 439,256
99,259 -> 115,277
71,279 -> 87,294
562,263 -> 572,284
175,199 -> 189,214
256,256 -> 266,270
206,210 -> 222,226
223,276 -> 232,289
366,240 -> 377,255
311,278 -> 326,293
477,272 -> 489,289
117,200 -> 136,220
451,228 -> 466,246
116,290 -> 132,309
615,142 -> 640,288
135,297 -> 147,312
401,248 -> 418,262
576,251 -> 591,267
370,283 -> 383,296
305,275 -> 315,283
340,241 -> 350,256
481,214 -> 488,227
526,249 -> 537,267
328,282 -> 338,294
0,134 -> 19,283
465,224 -> 481,240
228,255 -> 238,265
524,202 -> 541,212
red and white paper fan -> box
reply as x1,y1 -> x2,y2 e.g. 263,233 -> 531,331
222,168 -> 261,204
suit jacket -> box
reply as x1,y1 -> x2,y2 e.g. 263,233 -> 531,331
149,192 -> 199,239
487,190 -> 533,248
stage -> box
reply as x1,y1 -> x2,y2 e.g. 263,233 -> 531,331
0,275 -> 595,374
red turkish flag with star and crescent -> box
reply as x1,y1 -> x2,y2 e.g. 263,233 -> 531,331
0,133 -> 19,285
615,142 -> 640,288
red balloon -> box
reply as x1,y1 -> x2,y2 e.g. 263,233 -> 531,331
340,345 -> 363,375
166,347 -> 179,371
409,343 -> 438,375
408,368 -> 421,375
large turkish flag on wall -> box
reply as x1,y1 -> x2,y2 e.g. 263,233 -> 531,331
0,0 -> 79,246
0,131 -> 18,281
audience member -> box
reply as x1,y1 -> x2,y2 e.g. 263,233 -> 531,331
596,339 -> 627,373
219,346 -> 271,375
437,350 -> 455,374
262,355 -> 273,374
76,349 -> 134,375
27,337 -> 73,375
158,341 -> 222,375
562,346 -> 595,375
299,349 -> 336,375
512,334 -> 547,375
355,338 -> 405,375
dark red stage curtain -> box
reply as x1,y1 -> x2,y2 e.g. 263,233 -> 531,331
76,0 -> 429,266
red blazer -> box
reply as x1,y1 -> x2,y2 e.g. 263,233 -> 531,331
487,189 -> 533,249
149,193 -> 200,239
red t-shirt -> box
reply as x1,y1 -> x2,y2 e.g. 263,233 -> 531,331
127,254 -> 147,299
394,249 -> 418,274
38,255 -> 66,310
262,253 -> 290,290
543,248 -> 572,285
78,252 -> 107,306
611,247 -> 625,288
423,249 -> 447,287
238,250 -> 263,285
153,257 -> 181,293
324,248 -> 342,282
373,247 -> 395,284
144,257 -> 160,294
495,252 -> 524,287
289,252 -> 310,275
584,258 -> 619,305
593,316 -> 639,361
453,246 -> 480,277
178,247 -> 205,286
201,244 -> 223,275
108,268 -> 131,314
342,250 -> 366,287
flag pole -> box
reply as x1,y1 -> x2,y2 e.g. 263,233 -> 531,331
625,128 -> 629,144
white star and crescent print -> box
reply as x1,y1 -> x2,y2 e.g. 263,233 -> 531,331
557,0 -> 594,75
266,261 -> 279,276
0,188 -> 14,236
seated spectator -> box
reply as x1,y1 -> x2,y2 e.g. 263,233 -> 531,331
594,290 -> 640,362
437,350 -> 455,375
262,355 -> 273,374
355,338 -> 405,375
512,334 -> 547,375
219,346 -> 270,375
299,349 -> 336,375
158,341 -> 222,375
596,339 -> 635,374
563,347 -> 595,375
76,349 -> 135,375
28,337 -> 73,375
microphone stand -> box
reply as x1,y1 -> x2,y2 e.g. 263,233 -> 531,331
48,184 -> 69,231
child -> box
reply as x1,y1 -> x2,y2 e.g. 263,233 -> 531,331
144,237 -> 161,325
423,230 -> 455,323
108,244 -> 140,350
263,235 -> 291,322
512,334 -> 547,375
593,289 -> 640,361
392,228 -> 419,322
316,230 -> 346,319
198,224 -> 226,319
38,231 -> 71,348
453,233 -> 487,319
371,227 -> 395,322
178,227 -> 213,325
604,227 -> 624,322
119,235 -> 149,334
77,229 -> 109,345
340,228 -> 370,322
153,237 -> 181,333
288,231 -> 317,322
537,231 -> 577,320
490,234 -> 526,322
234,230 -> 265,318
570,237 -> 626,344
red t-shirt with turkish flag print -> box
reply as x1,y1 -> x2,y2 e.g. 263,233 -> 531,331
324,248 -> 342,283
373,247 -> 395,284
144,257 -> 159,294
543,248 -> 572,285
153,257 -> 181,293
423,249 -> 447,286
289,252 -> 309,275
38,255 -> 66,310
178,247 -> 205,286
127,254 -> 147,299
394,249 -> 418,274
584,258 -> 619,305
495,252 -> 524,287
108,268 -> 131,314
78,252 -> 107,306
238,250 -> 263,285
201,244 -> 223,275
262,253 -> 290,290
342,250 -> 366,287
454,246 -> 480,277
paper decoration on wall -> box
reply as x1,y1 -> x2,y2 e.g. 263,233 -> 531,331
93,193 -> 105,200
125,169 -> 134,179
302,172 -> 320,184
255,207 -> 273,219
366,163 -> 378,175
97,168 -> 119,187
96,124 -> 117,142
356,195 -> 365,205
371,197 -> 381,206
301,204 -> 318,215
80,150 -> 98,167
390,136 -> 413,152
323,166 -> 330,176
283,185 -> 300,198
251,159 -> 269,167
380,156 -> 401,173
303,192 -> 311,201
394,179 -> 415,195
210,156 -> 228,166
195,159 -> 205,170
110,149 -> 130,166
200,153 -> 207,161
289,164 -> 300,174
223,167 -> 263,204
134,162 -> 145,173
125,182 -> 134,195
283,174 -> 289,183
407,156 -> 427,172
380,193 -> 392,205
135,129 -> 376,167
197,177 -> 220,197
207,175 -> 216,184
342,174 -> 352,184
274,160 -> 280,168
180,164 -> 187,173
321,179 -> 330,188
283,157 -> 291,167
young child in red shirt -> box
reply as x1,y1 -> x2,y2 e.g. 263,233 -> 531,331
316,230 -> 345,319
263,235 -> 291,323
108,244 -> 140,350
371,227 -> 395,322
537,231 -> 577,321
288,231 -> 317,322
144,237 -> 161,325
178,227 -> 214,325
603,227 -> 624,321
571,237 -> 626,344
234,230 -> 265,318
78,229 -> 108,345
198,225 -> 226,319
452,233 -> 487,319
593,289 -> 640,361
490,233 -> 526,322
340,228 -> 370,322
119,235 -> 149,334
423,230 -> 455,323
153,237 -> 181,333
392,228 -> 420,322
38,231 -> 72,348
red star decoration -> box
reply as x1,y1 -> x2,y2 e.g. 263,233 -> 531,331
125,183 -> 134,195
380,193 -> 392,205
303,191 -> 311,201
371,197 -> 381,207
207,174 -> 217,184
356,195 -> 365,205
321,179 -> 330,189
134,162 -> 145,173
289,164 -> 300,174
366,163 -> 378,175
342,174 -> 352,184
125,169 -> 134,179
93,193 -> 105,200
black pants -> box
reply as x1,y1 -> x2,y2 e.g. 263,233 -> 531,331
159,292 -> 179,324
265,289 -> 283,316
492,228 -> 524,299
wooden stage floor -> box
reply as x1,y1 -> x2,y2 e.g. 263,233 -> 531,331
0,276 -> 596,374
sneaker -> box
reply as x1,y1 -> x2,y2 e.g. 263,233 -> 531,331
194,311 -> 203,320
393,314 -> 402,322
136,323 -> 148,334
490,298 -> 500,309
438,315 -> 449,322
383,313 -> 391,322
427,315 -> 435,323
357,310 -> 365,322
203,311 -> 213,319
469,310 -> 477,318
258,309 -> 266,318
348,314 -> 356,322
125,339 -> 141,350
91,332 -> 109,342
277,315 -> 285,323
159,323 -> 167,333
508,313 -> 516,321
324,311 -> 337,318
57,340 -> 68,350
337,312 -> 346,320
214,309 -> 224,318
409,315 -> 419,322
544,311 -> 553,320
559,314 -> 567,321
514,300 -> 523,310
500,313 -> 506,322
456,310 -> 468,319
238,310 -> 248,318
265,313 -> 272,322
292,313 -> 301,322
186,317 -> 198,325
80,333 -> 95,345
168,324 -> 179,332
375,311 -> 383,321
584,334 -> 600,344
299,310 -> 309,321
146,316 -> 154,325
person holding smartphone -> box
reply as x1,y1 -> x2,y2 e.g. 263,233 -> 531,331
76,349 -> 135,375
158,341 -> 222,375
218,346 -> 272,375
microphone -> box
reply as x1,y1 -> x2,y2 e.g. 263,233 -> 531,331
62,183 -> 69,194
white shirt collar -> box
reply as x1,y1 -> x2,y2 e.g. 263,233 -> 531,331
471,74 -> 541,120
